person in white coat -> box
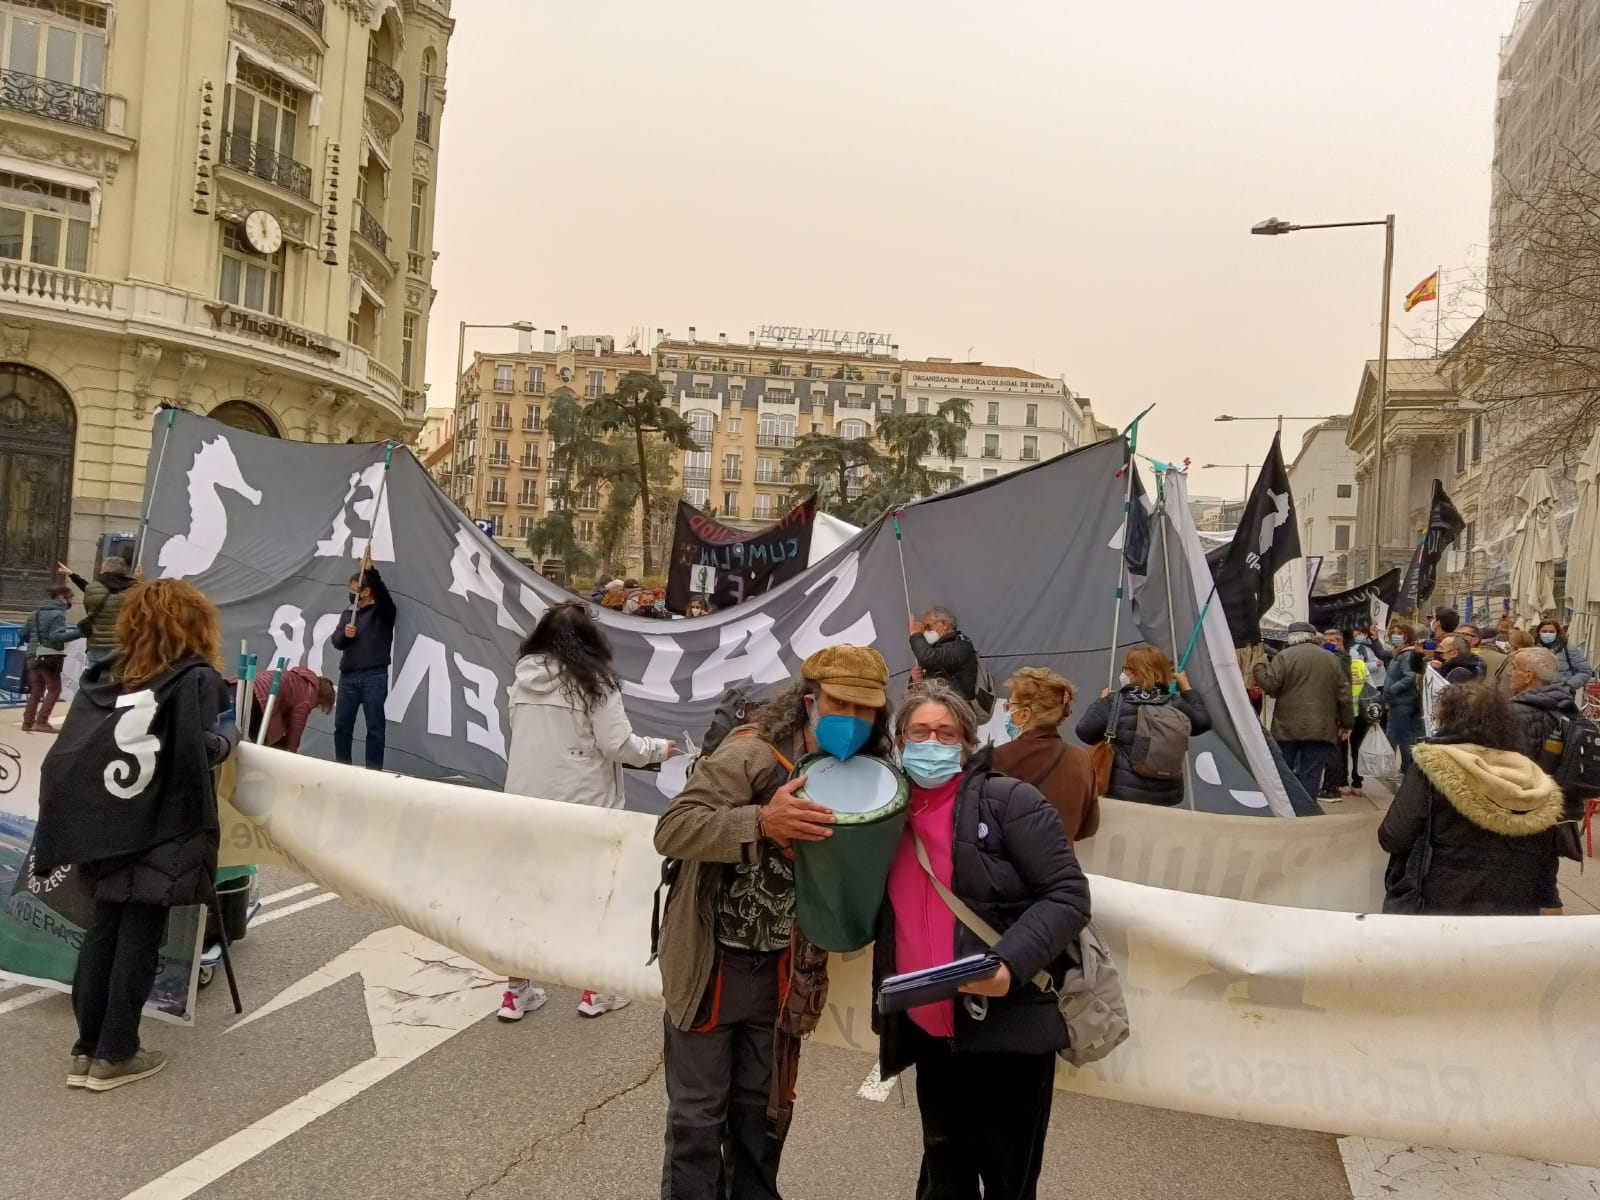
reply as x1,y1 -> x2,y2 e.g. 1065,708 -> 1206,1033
501,601 -> 676,1020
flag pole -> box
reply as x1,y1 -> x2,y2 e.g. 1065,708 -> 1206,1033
134,407 -> 178,573
1106,405 -> 1155,690
1153,471 -> 1198,809
1435,264 -> 1442,357
346,442 -> 395,626
891,507 -> 914,622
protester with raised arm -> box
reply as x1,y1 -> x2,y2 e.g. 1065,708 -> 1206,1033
330,546 -> 397,770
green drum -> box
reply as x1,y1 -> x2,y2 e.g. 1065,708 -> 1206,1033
792,752 -> 910,952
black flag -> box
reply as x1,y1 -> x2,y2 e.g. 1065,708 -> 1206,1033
1207,434 -> 1302,647
1399,479 -> 1465,613
1122,451 -> 1152,577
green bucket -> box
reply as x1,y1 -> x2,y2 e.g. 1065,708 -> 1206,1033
792,752 -> 909,952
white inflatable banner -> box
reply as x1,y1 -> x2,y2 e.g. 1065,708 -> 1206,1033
231,748 -> 1600,1168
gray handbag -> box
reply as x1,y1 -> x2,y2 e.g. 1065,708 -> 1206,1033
910,830 -> 1130,1066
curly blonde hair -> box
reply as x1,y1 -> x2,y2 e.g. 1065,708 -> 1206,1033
1004,666 -> 1075,729
113,579 -> 223,689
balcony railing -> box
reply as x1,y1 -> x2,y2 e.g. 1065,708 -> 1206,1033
365,58 -> 405,107
355,202 -> 391,255
838,396 -> 875,410
0,261 -> 116,311
684,468 -> 712,486
722,468 -> 742,482
490,416 -> 512,428
981,448 -> 1001,459
519,491 -> 539,506
487,492 -> 507,506
756,433 -> 795,448
488,454 -> 510,468
416,109 -> 432,144
1020,449 -> 1040,461
520,456 -> 540,470
753,506 -> 776,521
493,379 -> 514,393
722,505 -> 741,518
269,0 -> 325,35
522,418 -> 542,432
219,132 -> 314,199
762,391 -> 796,405
524,380 -> 544,394
0,68 -> 105,130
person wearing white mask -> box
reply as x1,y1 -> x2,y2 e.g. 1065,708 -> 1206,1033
1074,645 -> 1210,807
908,605 -> 981,704
873,680 -> 1089,1200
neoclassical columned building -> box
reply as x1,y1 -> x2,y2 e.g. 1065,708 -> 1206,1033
0,0 -> 453,608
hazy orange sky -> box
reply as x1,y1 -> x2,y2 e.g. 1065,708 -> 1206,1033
426,0 -> 1520,501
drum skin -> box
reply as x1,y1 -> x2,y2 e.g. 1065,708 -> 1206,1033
792,753 -> 910,952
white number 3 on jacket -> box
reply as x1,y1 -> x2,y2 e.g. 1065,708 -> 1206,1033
105,690 -> 160,799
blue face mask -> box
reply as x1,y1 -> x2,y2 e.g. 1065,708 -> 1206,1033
901,739 -> 964,787
1390,633 -> 1405,647
1323,642 -> 1339,653
1541,631 -> 1558,646
1003,716 -> 1019,740
1353,635 -> 1368,645
812,705 -> 872,761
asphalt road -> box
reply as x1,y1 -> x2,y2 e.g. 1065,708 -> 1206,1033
0,864 -> 1357,1200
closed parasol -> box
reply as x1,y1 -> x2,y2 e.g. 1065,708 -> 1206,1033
1506,467 -> 1563,628
1566,428 -> 1600,652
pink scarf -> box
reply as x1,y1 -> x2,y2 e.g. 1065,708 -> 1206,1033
886,777 -> 961,1037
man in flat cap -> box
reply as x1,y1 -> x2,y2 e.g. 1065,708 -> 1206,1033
654,645 -> 891,1199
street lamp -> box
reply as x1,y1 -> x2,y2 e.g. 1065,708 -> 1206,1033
1214,413 -> 1345,437
1252,213 -> 1395,579
452,319 -> 535,509
1202,462 -> 1255,503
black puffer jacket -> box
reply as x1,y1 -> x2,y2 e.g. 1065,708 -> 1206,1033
909,629 -> 980,703
1074,686 -> 1211,806
873,746 -> 1091,1077
1509,683 -> 1582,759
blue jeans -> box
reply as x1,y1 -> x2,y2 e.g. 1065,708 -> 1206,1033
1386,706 -> 1420,774
1279,740 -> 1333,802
334,668 -> 388,770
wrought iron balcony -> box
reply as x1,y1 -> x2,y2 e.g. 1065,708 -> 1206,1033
0,68 -> 105,130
722,468 -> 742,482
220,132 -> 313,198
756,433 -> 795,448
365,58 -> 405,107
416,110 -> 432,144
684,468 -> 712,486
490,416 -> 512,428
522,418 -> 543,432
355,202 -> 391,255
722,504 -> 741,518
269,0 -> 324,35
493,380 -> 514,393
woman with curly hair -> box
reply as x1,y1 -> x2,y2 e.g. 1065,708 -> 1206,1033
32,578 -> 239,1091
500,601 -> 677,1020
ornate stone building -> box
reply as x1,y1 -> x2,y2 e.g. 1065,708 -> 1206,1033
0,0 -> 453,607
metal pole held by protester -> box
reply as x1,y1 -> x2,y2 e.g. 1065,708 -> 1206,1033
347,441 -> 395,626
133,406 -> 178,573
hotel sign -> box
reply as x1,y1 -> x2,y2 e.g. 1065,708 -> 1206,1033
757,325 -> 893,350
204,303 -> 341,360
906,370 -> 1061,394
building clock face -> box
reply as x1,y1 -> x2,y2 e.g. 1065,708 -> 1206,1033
243,210 -> 283,255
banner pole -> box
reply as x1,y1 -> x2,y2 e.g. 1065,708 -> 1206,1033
1155,475 -> 1198,810
255,656 -> 290,745
891,508 -> 914,621
1106,410 -> 1152,690
347,442 -> 395,626
134,407 -> 177,572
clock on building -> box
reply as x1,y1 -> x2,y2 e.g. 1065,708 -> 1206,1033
243,210 -> 283,255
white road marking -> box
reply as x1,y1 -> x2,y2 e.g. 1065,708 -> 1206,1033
249,892 -> 337,926
857,1063 -> 896,1102
259,882 -> 318,906
121,926 -> 503,1200
0,982 -> 20,998
0,988 -> 54,1016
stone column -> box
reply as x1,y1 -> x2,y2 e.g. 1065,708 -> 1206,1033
1387,434 -> 1416,563
1353,457 -> 1374,570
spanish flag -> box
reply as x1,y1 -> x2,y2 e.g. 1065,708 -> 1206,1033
1404,270 -> 1439,312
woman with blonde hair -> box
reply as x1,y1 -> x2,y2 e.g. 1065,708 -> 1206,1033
1074,644 -> 1210,807
993,666 -> 1099,843
33,579 -> 239,1091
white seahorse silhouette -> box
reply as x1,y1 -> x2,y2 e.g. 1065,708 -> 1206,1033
156,436 -> 263,578
104,689 -> 160,800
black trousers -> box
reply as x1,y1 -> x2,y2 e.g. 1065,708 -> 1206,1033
662,947 -> 786,1200
905,1020 -> 1056,1200
72,900 -> 168,1063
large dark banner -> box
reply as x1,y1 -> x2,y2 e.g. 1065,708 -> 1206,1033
1308,569 -> 1404,631
665,498 -> 816,613
131,411 -> 1297,816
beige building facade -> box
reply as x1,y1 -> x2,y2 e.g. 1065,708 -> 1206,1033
0,0 -> 452,608
900,359 -> 1085,486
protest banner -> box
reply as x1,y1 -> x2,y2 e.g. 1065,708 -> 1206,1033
229,746 -> 1600,1169
664,497 -> 817,613
1308,569 -> 1404,632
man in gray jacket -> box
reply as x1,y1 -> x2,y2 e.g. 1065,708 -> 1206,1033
1253,622 -> 1353,803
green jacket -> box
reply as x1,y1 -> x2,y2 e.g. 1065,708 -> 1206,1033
81,571 -> 135,655
1253,641 -> 1353,744
653,726 -> 801,1032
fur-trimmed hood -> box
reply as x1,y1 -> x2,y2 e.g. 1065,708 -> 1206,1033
1412,743 -> 1564,836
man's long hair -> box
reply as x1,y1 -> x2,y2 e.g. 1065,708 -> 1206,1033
519,602 -> 620,713
113,579 -> 223,689
747,678 -> 893,757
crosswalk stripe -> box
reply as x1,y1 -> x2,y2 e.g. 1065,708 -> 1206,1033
260,883 -> 319,907
250,892 -> 338,926
0,988 -> 54,1016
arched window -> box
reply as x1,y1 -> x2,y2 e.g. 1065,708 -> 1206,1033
686,408 -> 715,448
209,399 -> 280,438
839,419 -> 868,440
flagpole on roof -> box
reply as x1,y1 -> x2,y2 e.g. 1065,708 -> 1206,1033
1106,405 -> 1156,689
1435,264 -> 1443,357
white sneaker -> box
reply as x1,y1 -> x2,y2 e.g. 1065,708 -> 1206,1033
497,983 -> 548,1022
577,990 -> 630,1018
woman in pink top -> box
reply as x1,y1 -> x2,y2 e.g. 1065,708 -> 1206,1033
873,680 -> 1090,1200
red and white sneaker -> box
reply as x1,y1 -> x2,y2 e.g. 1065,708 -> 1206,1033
497,983 -> 548,1022
577,990 -> 631,1018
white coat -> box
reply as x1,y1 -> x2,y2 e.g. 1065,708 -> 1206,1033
504,654 -> 669,808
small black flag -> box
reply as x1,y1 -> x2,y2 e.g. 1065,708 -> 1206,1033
1208,434 -> 1303,647
1122,452 -> 1152,577
1402,479 -> 1465,612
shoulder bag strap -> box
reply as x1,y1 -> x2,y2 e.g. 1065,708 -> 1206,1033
1104,691 -> 1122,743
910,828 -> 1052,992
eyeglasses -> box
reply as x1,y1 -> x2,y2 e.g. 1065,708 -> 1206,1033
903,724 -> 963,745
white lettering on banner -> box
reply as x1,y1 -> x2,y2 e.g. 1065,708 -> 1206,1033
790,552 -> 876,659
386,634 -> 452,736
314,461 -> 394,562
453,652 -> 506,760
518,583 -> 548,629
264,606 -> 345,677
307,613 -> 340,677
157,436 -> 264,578
691,612 -> 790,701
622,635 -> 684,703
446,528 -> 525,633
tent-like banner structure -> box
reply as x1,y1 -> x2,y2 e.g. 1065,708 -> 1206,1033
135,410 -> 1301,815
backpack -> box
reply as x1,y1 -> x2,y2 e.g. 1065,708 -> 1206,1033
1540,715 -> 1600,801
1128,700 -> 1191,780
973,659 -> 997,723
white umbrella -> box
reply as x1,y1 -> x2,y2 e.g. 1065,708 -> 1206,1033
1565,428 -> 1600,651
1507,467 -> 1562,627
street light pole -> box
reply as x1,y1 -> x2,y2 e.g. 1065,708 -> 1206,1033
450,319 -> 534,512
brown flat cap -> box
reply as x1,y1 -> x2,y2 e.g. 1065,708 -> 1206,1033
802,645 -> 889,708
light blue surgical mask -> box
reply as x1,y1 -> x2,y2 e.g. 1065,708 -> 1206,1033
1390,633 -> 1405,647
811,702 -> 872,761
901,739 -> 963,787
1003,716 -> 1020,740
1541,631 -> 1559,647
